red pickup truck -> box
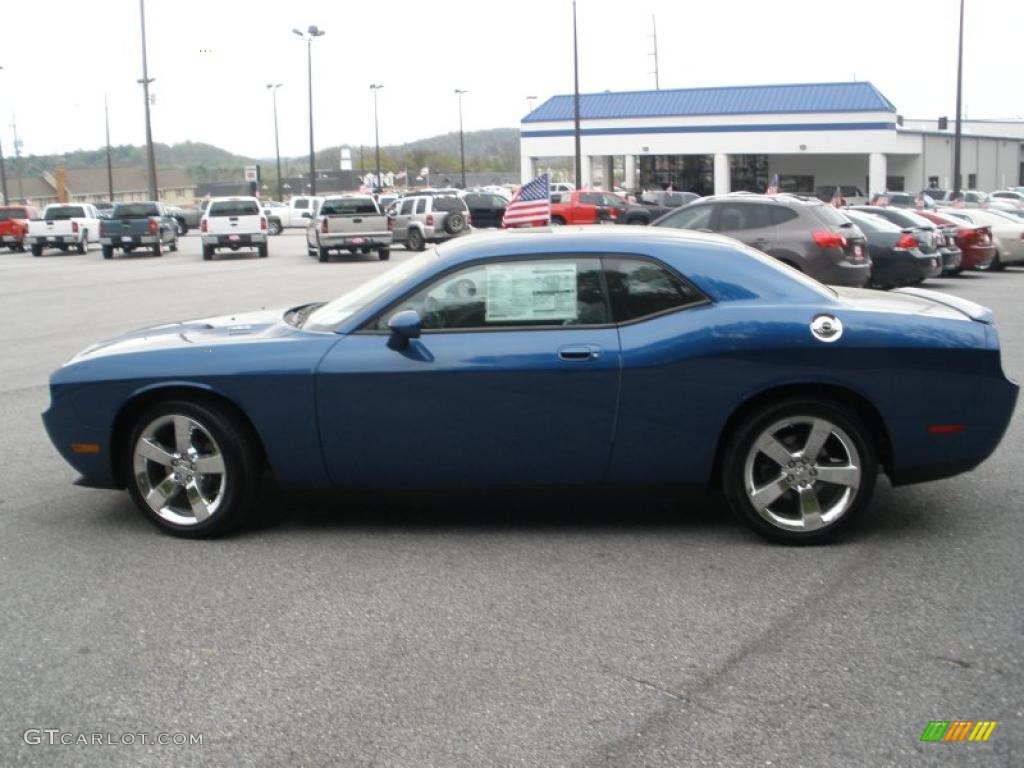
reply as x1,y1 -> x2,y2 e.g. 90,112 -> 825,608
0,205 -> 39,252
549,190 -> 627,225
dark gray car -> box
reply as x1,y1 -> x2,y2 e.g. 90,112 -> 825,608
652,194 -> 871,287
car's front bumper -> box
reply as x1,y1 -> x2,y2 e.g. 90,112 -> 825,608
42,392 -> 118,489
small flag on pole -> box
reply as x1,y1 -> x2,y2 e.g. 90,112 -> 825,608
502,173 -> 551,228
765,174 -> 779,195
831,186 -> 844,208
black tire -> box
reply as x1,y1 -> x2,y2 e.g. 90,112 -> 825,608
202,244 -> 213,261
318,242 -> 330,262
378,247 -> 391,261
169,237 -> 178,252
406,227 -> 425,251
258,244 -> 268,258
989,251 -> 1004,271
15,242 -> 25,252
125,399 -> 261,538
153,241 -> 163,257
550,216 -> 566,226
267,218 -> 282,236
76,233 -> 87,254
721,398 -> 877,545
31,244 -> 42,257
102,245 -> 114,260
444,212 -> 466,234
175,218 -> 188,236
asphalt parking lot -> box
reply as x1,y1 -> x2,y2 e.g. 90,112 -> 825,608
1,230 -> 1021,767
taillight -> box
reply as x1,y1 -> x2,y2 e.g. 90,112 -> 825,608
72,221 -> 79,234
426,214 -> 434,226
895,233 -> 918,249
200,218 -> 208,233
812,230 -> 846,249
466,211 -> 472,226
387,218 -> 395,232
261,216 -> 267,231
148,218 -> 158,235
320,217 -> 328,234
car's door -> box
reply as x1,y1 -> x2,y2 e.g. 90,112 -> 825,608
393,198 -> 415,241
711,202 -> 776,252
315,255 -> 622,487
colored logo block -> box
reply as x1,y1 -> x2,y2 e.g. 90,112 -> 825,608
921,721 -> 997,742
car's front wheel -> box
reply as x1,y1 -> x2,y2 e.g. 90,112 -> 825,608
722,399 -> 877,544
126,400 -> 261,538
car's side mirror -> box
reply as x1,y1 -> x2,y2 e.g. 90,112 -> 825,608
386,309 -> 422,350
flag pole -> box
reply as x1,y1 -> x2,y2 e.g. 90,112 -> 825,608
572,0 -> 582,190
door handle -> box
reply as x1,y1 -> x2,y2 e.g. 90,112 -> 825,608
558,344 -> 601,361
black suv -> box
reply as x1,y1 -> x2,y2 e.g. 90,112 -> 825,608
652,194 -> 871,287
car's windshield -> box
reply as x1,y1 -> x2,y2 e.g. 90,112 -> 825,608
320,198 -> 379,215
303,251 -> 440,330
208,201 -> 260,216
44,206 -> 85,220
112,203 -> 160,219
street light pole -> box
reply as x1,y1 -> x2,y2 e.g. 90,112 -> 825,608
455,89 -> 468,189
11,112 -> 23,202
370,84 -> 383,192
572,0 -> 583,190
138,0 -> 158,200
104,93 -> 114,200
293,26 -> 325,196
952,0 -> 965,199
266,83 -> 283,200
0,66 -> 8,204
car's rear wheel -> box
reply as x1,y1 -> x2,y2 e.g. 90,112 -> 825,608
202,244 -> 213,261
550,216 -> 565,226
126,400 -> 260,538
153,241 -> 162,257
101,245 -> 114,259
76,233 -> 87,254
267,219 -> 282,236
722,398 -> 876,544
406,228 -> 425,251
988,251 -> 1004,271
258,244 -> 268,258
318,243 -> 330,262
31,244 -> 42,257
378,247 -> 390,261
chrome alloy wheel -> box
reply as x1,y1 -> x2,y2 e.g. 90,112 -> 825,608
132,414 -> 227,526
743,416 -> 861,533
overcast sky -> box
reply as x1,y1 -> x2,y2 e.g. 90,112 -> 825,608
2,0 -> 1022,162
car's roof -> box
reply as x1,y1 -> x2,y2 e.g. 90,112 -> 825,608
700,193 -> 825,207
209,196 -> 260,202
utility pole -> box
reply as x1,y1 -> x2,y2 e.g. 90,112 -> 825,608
572,0 -> 582,190
266,84 -> 283,200
104,93 -> 114,200
138,0 -> 158,200
952,0 -> 965,199
11,112 -> 23,202
455,89 -> 468,189
649,15 -> 660,90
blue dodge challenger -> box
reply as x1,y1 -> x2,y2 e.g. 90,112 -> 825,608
43,227 -> 1018,543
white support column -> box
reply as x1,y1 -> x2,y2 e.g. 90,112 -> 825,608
520,155 -> 536,183
713,153 -> 730,195
624,155 -> 636,190
581,155 -> 593,188
868,153 -> 887,197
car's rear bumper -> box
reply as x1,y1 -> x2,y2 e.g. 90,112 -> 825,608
817,259 -> 872,287
26,235 -> 76,245
100,235 -> 159,245
938,246 -> 962,272
202,234 -> 267,247
319,233 -> 393,249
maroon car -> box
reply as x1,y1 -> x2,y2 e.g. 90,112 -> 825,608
913,209 -> 995,271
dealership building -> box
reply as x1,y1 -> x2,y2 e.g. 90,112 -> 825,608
519,81 -> 1024,197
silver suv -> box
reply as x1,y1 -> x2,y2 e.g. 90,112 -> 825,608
653,194 -> 871,287
387,194 -> 471,251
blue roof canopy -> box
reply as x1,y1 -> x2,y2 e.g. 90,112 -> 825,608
524,82 -> 897,123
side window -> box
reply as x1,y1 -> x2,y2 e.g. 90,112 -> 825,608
604,258 -> 706,323
658,204 -> 712,230
400,199 -> 415,215
769,206 -> 799,225
716,204 -> 772,232
416,198 -> 427,214
579,193 -> 603,205
294,199 -> 309,210
375,257 -> 609,331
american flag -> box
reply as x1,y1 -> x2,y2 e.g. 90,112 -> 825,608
502,173 -> 551,228
765,174 -> 779,195
831,186 -> 844,208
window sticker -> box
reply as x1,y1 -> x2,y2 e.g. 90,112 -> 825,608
485,262 -> 578,322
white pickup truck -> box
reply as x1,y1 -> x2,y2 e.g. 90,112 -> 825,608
277,196 -> 323,229
199,196 -> 268,260
306,195 -> 392,262
26,203 -> 100,256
